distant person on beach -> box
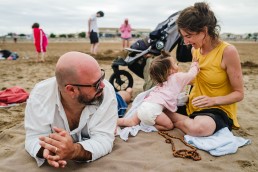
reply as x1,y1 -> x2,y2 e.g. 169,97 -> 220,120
24,51 -> 118,168
117,51 -> 199,130
32,23 -> 48,62
120,18 -> 132,49
13,33 -> 18,43
0,49 -> 19,60
88,11 -> 104,55
168,2 -> 244,137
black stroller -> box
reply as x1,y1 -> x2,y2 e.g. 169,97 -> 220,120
109,11 -> 192,91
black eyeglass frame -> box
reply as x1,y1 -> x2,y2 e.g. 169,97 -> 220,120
65,69 -> 105,90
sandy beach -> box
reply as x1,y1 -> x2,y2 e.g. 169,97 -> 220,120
0,40 -> 258,172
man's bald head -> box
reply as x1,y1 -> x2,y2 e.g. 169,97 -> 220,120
55,51 -> 100,89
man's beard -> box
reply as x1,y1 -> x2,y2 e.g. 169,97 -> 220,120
77,88 -> 104,106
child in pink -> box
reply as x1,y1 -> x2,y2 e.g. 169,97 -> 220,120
120,18 -> 132,48
117,51 -> 199,130
32,23 -> 48,62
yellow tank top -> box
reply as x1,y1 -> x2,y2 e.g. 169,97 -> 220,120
187,41 -> 240,128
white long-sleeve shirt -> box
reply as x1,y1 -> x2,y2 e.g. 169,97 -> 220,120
24,77 -> 118,166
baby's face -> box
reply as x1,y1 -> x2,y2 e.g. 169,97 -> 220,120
169,57 -> 179,74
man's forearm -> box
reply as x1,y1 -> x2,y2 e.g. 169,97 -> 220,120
72,143 -> 92,161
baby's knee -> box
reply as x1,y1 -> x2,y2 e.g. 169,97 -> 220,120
169,122 -> 174,129
165,121 -> 174,130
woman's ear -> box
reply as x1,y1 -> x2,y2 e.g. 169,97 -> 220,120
203,26 -> 208,34
200,27 -> 208,40
203,27 -> 208,37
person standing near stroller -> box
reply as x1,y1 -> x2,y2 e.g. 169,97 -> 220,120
117,51 -> 199,130
120,18 -> 132,49
88,11 -> 104,55
168,2 -> 244,137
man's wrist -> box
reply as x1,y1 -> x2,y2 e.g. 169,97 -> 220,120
71,143 -> 92,161
71,143 -> 80,160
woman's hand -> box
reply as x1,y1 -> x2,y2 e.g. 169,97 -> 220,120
192,95 -> 216,108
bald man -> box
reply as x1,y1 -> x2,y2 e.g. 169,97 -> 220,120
25,52 -> 118,168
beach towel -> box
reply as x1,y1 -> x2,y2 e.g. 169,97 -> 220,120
0,86 -> 29,106
184,127 -> 251,156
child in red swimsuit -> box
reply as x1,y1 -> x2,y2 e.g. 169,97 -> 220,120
32,23 -> 48,62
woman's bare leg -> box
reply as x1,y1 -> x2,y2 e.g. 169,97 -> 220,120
41,52 -> 45,62
166,110 -> 216,136
122,40 -> 126,49
126,40 -> 130,48
36,52 -> 40,62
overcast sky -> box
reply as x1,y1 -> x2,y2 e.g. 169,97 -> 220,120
0,0 -> 257,36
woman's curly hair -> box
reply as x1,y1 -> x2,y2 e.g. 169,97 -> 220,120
176,2 -> 220,40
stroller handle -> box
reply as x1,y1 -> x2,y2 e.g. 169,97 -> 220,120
124,48 -> 143,53
124,46 -> 152,63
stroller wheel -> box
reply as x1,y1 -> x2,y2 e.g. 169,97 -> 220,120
109,70 -> 133,92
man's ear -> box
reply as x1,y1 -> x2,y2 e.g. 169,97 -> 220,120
65,85 -> 77,98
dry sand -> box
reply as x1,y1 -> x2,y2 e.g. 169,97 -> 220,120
0,40 -> 258,171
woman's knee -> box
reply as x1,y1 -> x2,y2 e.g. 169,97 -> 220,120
185,119 -> 215,136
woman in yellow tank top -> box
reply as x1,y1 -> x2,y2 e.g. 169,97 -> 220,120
167,2 -> 244,136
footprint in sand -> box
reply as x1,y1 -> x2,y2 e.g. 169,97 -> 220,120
236,160 -> 253,169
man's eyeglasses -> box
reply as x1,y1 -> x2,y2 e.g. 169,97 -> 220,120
65,69 -> 105,91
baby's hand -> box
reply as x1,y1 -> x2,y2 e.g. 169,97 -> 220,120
192,56 -> 199,62
177,92 -> 189,106
190,58 -> 200,72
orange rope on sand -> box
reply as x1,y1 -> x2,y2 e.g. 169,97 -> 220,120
158,131 -> 201,161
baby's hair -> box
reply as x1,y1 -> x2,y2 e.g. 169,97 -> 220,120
149,50 -> 172,84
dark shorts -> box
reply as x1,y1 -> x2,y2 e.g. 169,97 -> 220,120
89,31 -> 99,44
121,37 -> 131,40
176,106 -> 233,133
116,92 -> 128,118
